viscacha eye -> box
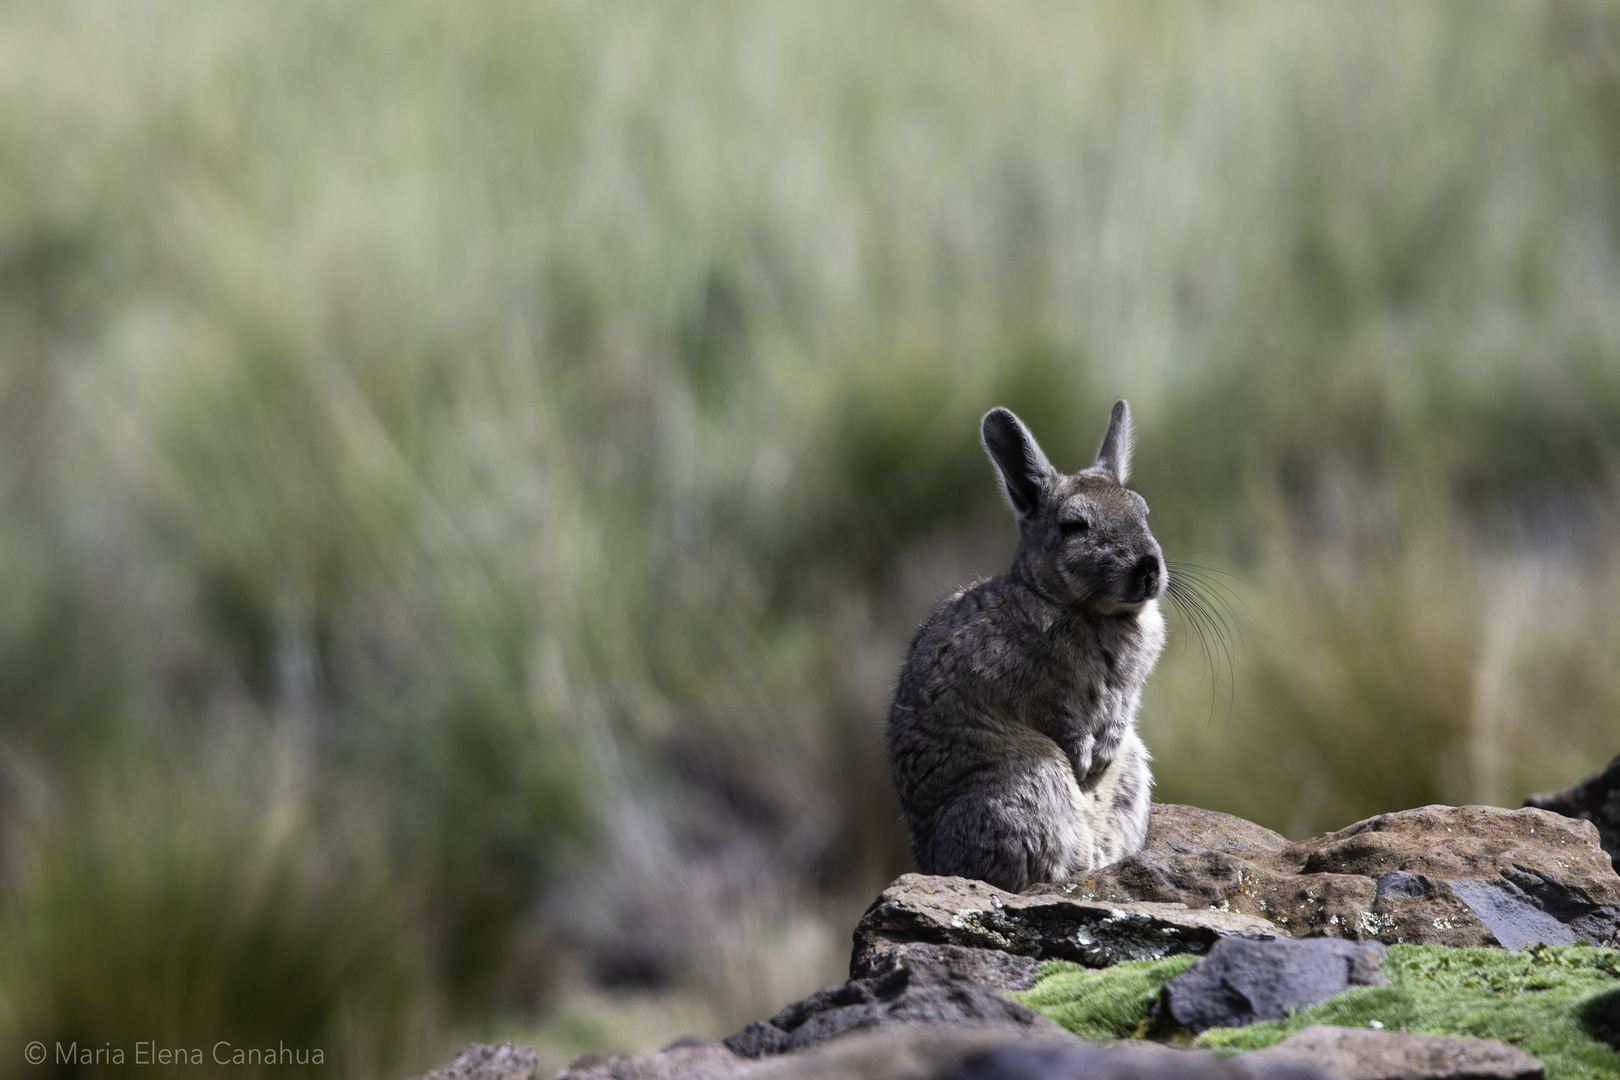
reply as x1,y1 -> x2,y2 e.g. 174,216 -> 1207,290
1060,518 -> 1088,536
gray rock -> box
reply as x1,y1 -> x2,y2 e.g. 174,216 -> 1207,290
1058,804 -> 1620,949
848,940 -> 1042,990
738,1027 -> 1331,1080
1143,804 -> 1290,857
556,1042 -> 744,1080
739,1027 -> 1064,1080
1158,937 -> 1390,1034
852,873 -> 1285,972
1236,1025 -> 1543,1080
1065,847 -> 1389,940
722,958 -> 1064,1059
948,1039 -> 1330,1079
1373,872 -> 1431,900
1525,751 -> 1620,874
1446,870 -> 1620,950
414,1042 -> 537,1080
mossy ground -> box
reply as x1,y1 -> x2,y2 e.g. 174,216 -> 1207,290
1018,945 -> 1620,1080
1014,955 -> 1199,1042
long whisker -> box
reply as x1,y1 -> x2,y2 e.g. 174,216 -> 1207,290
1166,579 -> 1224,696
1162,557 -> 1243,721
1166,558 -> 1252,602
1181,575 -> 1240,681
1163,581 -> 1213,683
1171,590 -> 1233,722
1171,579 -> 1239,659
1167,560 -> 1246,636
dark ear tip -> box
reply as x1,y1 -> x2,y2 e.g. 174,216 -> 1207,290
1110,398 -> 1130,421
980,406 -> 1017,440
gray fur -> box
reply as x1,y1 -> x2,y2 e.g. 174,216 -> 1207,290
886,400 -> 1167,892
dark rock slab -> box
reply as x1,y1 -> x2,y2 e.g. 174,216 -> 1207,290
737,1027 -> 1331,1080
1158,937 -> 1389,1034
1447,871 -> 1620,950
723,957 -> 1065,1059
948,1038 -> 1329,1080
742,1027 -> 1065,1080
414,1042 -> 537,1080
1059,805 -> 1620,949
1143,804 -> 1290,857
853,873 -> 1285,973
1526,752 -> 1620,874
849,939 -> 1041,990
1236,1025 -> 1544,1080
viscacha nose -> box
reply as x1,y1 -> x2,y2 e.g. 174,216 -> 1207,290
1127,555 -> 1161,601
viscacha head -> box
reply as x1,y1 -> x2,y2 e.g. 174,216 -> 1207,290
980,399 -> 1164,615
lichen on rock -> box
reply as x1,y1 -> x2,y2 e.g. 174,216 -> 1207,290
1056,804 -> 1620,949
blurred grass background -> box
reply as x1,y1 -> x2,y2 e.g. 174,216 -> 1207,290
2,0 -> 1620,1075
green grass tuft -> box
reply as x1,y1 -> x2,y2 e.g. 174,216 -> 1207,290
1014,956 -> 1198,1042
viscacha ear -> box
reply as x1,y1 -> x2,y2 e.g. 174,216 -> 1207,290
1093,398 -> 1134,485
981,407 -> 1054,518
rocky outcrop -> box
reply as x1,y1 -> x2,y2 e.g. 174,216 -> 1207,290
444,799 -> 1620,1080
1158,937 -> 1390,1034
903,1031 -> 1330,1079
1235,1026 -> 1544,1080
853,806 -> 1620,966
1526,751 -> 1620,874
848,941 -> 1041,990
562,1028 -> 1338,1079
560,1041 -> 743,1080
738,1028 -> 1070,1080
852,873 -> 1286,972
722,956 -> 1065,1058
413,1043 -> 538,1080
1050,804 -> 1620,949
1142,803 -> 1291,857
443,1024 -> 1545,1080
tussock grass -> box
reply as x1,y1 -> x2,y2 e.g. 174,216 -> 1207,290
0,750 -> 430,1078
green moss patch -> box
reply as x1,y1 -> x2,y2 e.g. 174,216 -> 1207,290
1018,944 -> 1620,1080
1197,945 -> 1620,1080
1013,955 -> 1198,1042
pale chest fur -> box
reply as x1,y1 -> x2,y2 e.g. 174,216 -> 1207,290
1038,600 -> 1165,785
